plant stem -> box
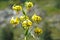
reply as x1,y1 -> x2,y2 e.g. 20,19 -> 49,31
24,28 -> 29,40
25,28 -> 29,36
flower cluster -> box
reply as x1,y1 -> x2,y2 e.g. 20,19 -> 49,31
20,16 -> 29,21
32,14 -> 42,23
25,2 -> 33,10
22,19 -> 32,29
10,1 -> 43,40
34,27 -> 43,35
10,17 -> 20,26
12,5 -> 22,11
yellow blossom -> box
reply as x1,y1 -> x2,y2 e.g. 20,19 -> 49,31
25,2 -> 33,10
34,27 -> 43,35
32,14 -> 42,22
10,17 -> 15,24
12,5 -> 22,11
20,16 -> 29,21
10,17 -> 20,25
22,19 -> 32,29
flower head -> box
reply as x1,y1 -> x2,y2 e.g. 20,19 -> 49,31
12,5 -> 22,11
10,17 -> 15,24
10,17 -> 20,25
22,19 -> 32,29
25,2 -> 33,10
20,16 -> 29,21
34,27 -> 43,35
32,14 -> 42,23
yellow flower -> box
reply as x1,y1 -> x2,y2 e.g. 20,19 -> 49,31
20,16 -> 29,21
10,17 -> 20,25
22,19 -> 32,29
34,27 -> 43,35
10,17 -> 15,24
12,5 -> 22,11
32,14 -> 42,22
25,2 -> 33,9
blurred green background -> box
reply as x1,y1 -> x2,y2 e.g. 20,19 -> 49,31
0,0 -> 60,40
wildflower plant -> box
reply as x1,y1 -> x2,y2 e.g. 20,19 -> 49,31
10,1 -> 43,40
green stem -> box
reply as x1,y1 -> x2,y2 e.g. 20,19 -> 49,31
24,28 -> 29,40
22,10 -> 27,20
25,28 -> 29,36
22,10 -> 26,15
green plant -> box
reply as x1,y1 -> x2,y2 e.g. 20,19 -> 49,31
10,1 -> 43,40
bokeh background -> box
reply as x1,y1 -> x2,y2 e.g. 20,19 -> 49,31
0,0 -> 60,40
